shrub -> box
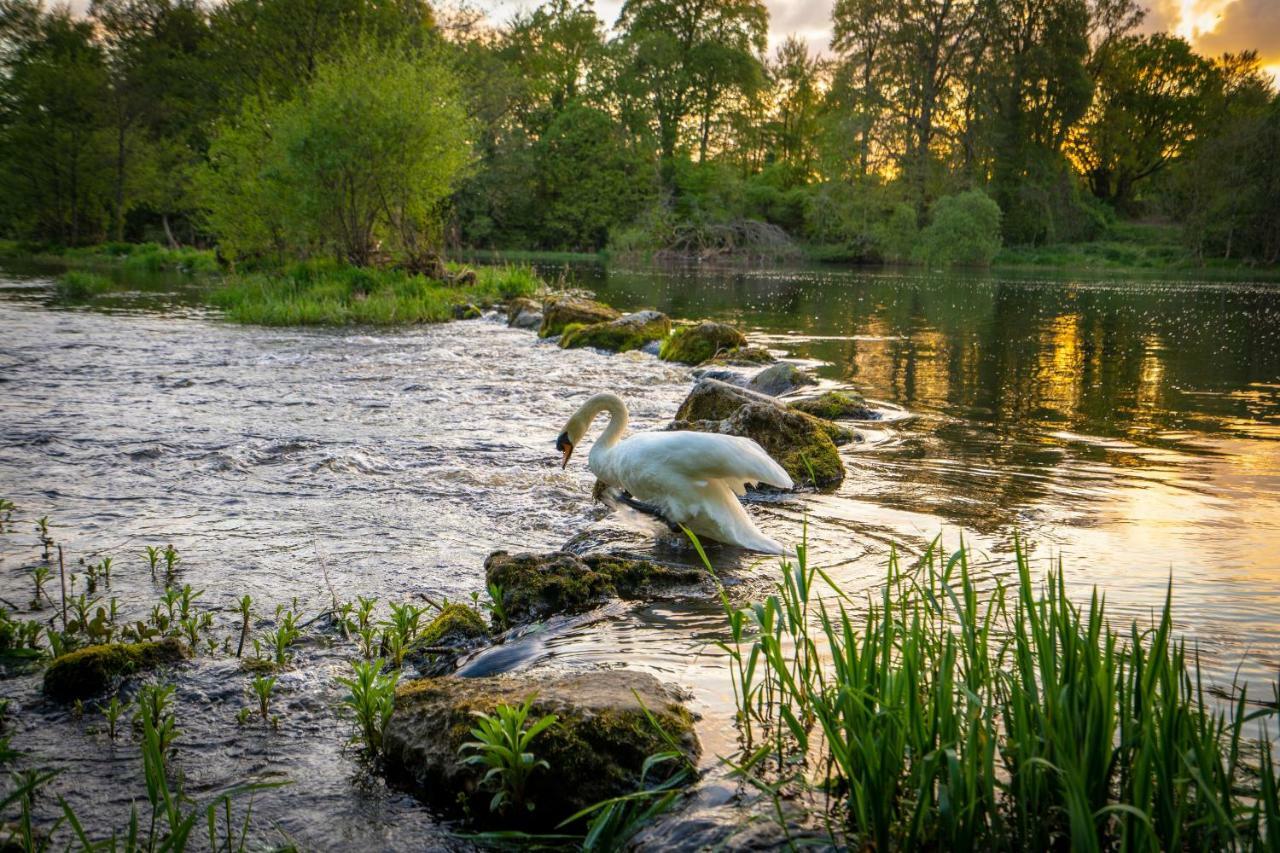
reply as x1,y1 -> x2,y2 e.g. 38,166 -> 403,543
876,203 -> 919,264
916,190 -> 1003,267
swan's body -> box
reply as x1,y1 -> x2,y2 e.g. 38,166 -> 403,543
556,392 -> 793,553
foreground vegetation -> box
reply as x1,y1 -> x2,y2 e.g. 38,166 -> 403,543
691,530 -> 1280,849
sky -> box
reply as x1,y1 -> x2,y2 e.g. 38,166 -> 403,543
481,0 -> 1280,83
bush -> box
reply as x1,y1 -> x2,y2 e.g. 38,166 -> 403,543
199,43 -> 470,265
916,190 -> 1003,267
55,271 -> 114,298
876,203 -> 919,264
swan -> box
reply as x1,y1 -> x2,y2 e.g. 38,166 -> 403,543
555,392 -> 793,554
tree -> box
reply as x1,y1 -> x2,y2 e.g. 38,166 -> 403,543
501,0 -> 605,135
766,35 -> 823,179
613,0 -> 767,172
534,102 -> 653,250
198,44 -> 470,264
1068,34 -> 1214,210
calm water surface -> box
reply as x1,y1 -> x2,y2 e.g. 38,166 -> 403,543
0,260 -> 1278,848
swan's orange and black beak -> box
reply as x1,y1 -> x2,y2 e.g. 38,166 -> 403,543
555,431 -> 574,469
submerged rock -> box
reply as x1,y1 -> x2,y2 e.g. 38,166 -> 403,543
790,389 -> 878,421
484,550 -> 705,625
745,362 -> 818,396
672,379 -> 846,488
539,294 -> 620,338
383,669 -> 699,827
658,322 -> 748,365
701,346 -> 777,367
43,638 -> 189,701
560,310 -> 671,353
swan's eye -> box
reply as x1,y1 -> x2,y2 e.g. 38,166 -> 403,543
555,431 -> 572,452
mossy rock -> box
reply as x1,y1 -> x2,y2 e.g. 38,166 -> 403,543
383,669 -> 699,828
539,294 -> 620,338
506,297 -> 543,330
658,322 -> 748,365
452,302 -> 483,320
420,604 -> 489,649
672,380 -> 845,488
43,638 -> 189,702
484,551 -> 705,625
701,346 -> 777,367
560,310 -> 671,353
790,390 -> 878,421
745,362 -> 817,396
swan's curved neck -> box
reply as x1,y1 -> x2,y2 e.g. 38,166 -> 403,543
578,392 -> 629,450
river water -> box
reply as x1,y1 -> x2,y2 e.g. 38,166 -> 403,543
1,260 -> 1278,848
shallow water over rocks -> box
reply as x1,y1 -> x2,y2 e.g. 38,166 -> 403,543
2,261 -> 1279,848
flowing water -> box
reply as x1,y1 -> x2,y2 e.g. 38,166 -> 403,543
1,260 -> 1278,848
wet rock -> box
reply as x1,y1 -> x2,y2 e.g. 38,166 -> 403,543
539,294 -> 620,338
505,297 -> 540,324
411,604 -> 491,676
790,389 -> 878,421
452,302 -> 483,320
701,346 -> 777,367
745,362 -> 818,396
672,379 -> 845,488
560,310 -> 671,354
484,550 -> 705,625
383,669 -> 699,827
658,322 -> 748,365
43,638 -> 189,702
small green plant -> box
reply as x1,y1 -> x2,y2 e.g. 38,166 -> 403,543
132,683 -> 179,759
236,707 -> 253,726
29,565 -> 50,609
460,696 -> 558,816
251,675 -> 276,723
0,497 -> 14,533
162,544 -> 180,577
336,659 -> 398,755
35,515 -> 51,560
236,594 -> 252,657
102,696 -> 127,740
484,582 -> 509,631
144,544 -> 161,576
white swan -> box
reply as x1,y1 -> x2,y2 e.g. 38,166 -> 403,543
555,392 -> 793,554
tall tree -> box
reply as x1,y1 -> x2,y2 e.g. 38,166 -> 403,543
766,35 -> 823,179
613,0 -> 767,173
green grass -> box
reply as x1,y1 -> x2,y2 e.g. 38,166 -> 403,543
55,271 -> 116,299
210,260 -> 540,326
4,240 -> 220,274
692,529 -> 1280,850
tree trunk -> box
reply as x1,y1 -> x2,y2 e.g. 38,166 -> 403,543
113,123 -> 127,243
162,213 -> 180,250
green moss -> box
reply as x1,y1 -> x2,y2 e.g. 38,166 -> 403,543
658,322 -> 748,365
701,346 -> 777,366
484,551 -> 704,624
419,604 -> 488,648
560,311 -> 671,353
43,638 -> 188,701
538,294 -> 620,338
790,390 -> 875,421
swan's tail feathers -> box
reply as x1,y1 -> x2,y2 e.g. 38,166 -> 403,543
681,479 -> 788,555
736,439 -> 793,491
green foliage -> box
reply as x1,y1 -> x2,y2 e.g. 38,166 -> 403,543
916,190 -> 1003,267
199,43 -> 470,265
876,203 -> 919,264
690,529 -> 1280,849
211,262 -> 538,326
460,696 -> 558,815
55,271 -> 115,299
336,659 -> 398,755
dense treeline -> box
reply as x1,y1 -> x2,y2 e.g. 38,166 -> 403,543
1,0 -> 1278,267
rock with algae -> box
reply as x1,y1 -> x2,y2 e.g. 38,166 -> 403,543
539,294 -> 620,338
789,389 -> 878,421
658,322 -> 748,365
484,551 -> 705,625
43,638 -> 189,701
745,362 -> 818,396
383,668 -> 699,827
560,310 -> 671,353
673,379 -> 846,488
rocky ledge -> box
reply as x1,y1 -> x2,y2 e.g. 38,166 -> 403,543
383,668 -> 699,828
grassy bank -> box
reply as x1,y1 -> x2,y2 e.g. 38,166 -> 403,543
209,261 -> 540,325
695,532 -> 1280,849
0,239 -> 219,275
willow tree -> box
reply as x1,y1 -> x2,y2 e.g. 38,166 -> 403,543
198,44 -> 471,265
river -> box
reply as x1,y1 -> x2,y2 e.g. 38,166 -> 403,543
1,260 -> 1278,848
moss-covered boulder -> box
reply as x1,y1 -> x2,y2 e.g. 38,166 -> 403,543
484,551 -> 705,625
790,390 -> 878,421
383,669 -> 699,828
745,362 -> 818,396
560,310 -> 671,353
658,322 -> 748,365
410,604 -> 491,676
43,638 -> 189,702
539,294 -> 620,338
701,346 -> 777,367
452,302 -> 483,320
672,379 -> 845,488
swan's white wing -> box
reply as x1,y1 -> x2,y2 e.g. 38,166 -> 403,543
609,431 -> 793,494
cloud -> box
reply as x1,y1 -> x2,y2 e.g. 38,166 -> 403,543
1195,0 -> 1280,61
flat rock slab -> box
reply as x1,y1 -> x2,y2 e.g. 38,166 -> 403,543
383,668 -> 700,827
485,550 -> 706,624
